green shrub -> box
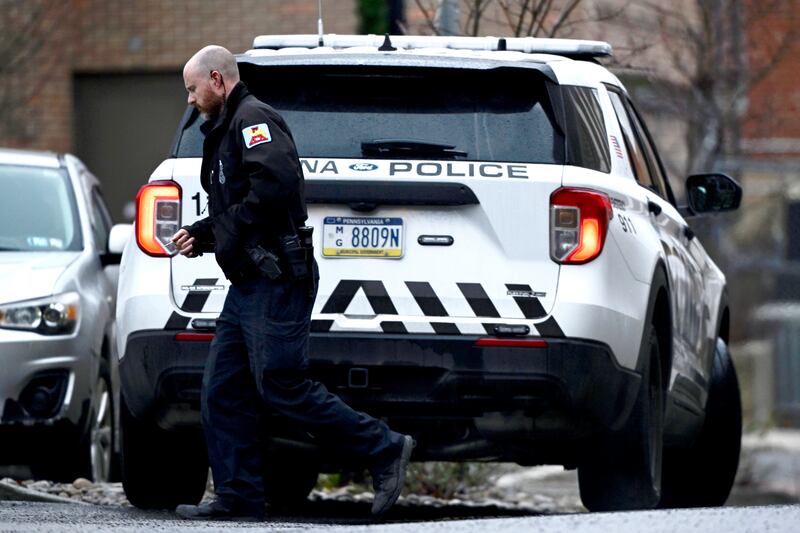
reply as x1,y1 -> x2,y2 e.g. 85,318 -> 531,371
357,0 -> 388,35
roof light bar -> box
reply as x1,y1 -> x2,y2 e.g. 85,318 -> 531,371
251,35 -> 612,58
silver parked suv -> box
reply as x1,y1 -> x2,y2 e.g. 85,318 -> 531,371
0,148 -> 124,482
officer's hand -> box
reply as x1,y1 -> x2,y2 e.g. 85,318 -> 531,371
171,228 -> 198,258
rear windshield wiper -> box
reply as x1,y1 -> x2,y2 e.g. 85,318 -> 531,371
361,139 -> 468,159
0,247 -> 23,252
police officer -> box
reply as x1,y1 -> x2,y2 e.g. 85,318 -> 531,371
172,45 -> 412,521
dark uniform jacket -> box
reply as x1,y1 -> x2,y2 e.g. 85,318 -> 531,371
185,82 -> 307,282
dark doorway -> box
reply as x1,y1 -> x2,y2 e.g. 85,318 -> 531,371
73,72 -> 186,222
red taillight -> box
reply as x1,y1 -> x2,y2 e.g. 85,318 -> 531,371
550,187 -> 612,264
175,332 -> 215,342
136,181 -> 181,257
474,338 -> 548,348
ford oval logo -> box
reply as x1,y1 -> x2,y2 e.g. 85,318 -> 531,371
349,163 -> 378,172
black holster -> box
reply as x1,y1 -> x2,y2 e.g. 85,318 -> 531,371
246,226 -> 316,297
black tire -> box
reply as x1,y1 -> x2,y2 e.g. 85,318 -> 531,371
84,361 -> 115,482
578,324 -> 664,511
262,449 -> 319,509
32,361 -> 114,483
120,393 -> 208,509
660,338 -> 742,508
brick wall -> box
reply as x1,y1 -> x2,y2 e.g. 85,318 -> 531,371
0,0 -> 358,153
743,0 -> 800,158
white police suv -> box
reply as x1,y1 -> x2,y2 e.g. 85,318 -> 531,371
114,34 -> 743,511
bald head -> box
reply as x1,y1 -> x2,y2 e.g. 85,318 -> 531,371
183,45 -> 240,118
184,45 -> 240,84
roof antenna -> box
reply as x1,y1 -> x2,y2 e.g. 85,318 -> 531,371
497,38 -> 507,51
378,33 -> 396,51
317,0 -> 324,47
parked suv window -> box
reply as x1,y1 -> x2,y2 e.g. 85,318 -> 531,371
563,86 -> 611,173
0,165 -> 83,252
91,187 -> 112,251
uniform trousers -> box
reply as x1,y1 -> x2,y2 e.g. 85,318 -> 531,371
201,267 -> 402,513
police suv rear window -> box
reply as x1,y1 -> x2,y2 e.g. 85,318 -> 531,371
176,66 -> 565,165
252,66 -> 562,165
174,65 -> 609,175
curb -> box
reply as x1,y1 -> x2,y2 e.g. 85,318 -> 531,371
0,479 -> 86,505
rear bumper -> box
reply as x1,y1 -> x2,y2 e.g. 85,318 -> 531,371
121,330 -> 640,436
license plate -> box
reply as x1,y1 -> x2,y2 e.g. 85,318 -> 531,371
322,216 -> 404,258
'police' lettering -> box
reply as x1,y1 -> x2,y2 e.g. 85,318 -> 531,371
418,163 -> 442,176
390,162 -> 413,176
301,159 -> 318,173
320,161 -> 339,174
446,163 -> 466,177
365,160 -> 532,179
508,165 -> 528,178
479,164 -> 503,177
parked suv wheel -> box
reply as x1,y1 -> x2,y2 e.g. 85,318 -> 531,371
120,394 -> 208,509
578,324 -> 664,511
660,337 -> 742,508
86,364 -> 114,482
31,361 -> 114,483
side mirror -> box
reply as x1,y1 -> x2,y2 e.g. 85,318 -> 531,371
685,173 -> 742,214
101,224 -> 133,267
108,224 -> 132,254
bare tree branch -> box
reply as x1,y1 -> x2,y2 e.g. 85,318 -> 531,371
547,0 -> 583,37
530,0 -> 554,37
412,0 -> 440,35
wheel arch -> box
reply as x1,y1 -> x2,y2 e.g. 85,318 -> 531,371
642,260 -> 672,388
716,290 -> 730,345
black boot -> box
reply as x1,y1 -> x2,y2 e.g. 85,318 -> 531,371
175,499 -> 264,522
370,434 -> 414,516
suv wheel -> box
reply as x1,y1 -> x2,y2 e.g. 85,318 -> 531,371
31,361 -> 114,483
87,367 -> 114,482
660,337 -> 742,508
120,394 -> 208,509
578,324 -> 664,511
263,449 -> 319,509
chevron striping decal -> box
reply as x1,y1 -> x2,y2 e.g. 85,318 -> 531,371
457,283 -> 501,318
406,281 -> 449,317
361,280 -> 399,315
506,283 -> 547,319
165,312 -> 190,330
180,278 -> 219,313
320,280 -> 362,314
533,317 -> 564,337
165,278 -> 219,329
315,279 -> 562,337
380,321 -> 408,333
431,322 -> 460,334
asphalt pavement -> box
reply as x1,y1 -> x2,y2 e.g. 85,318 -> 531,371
0,429 -> 798,531
1,501 -> 800,533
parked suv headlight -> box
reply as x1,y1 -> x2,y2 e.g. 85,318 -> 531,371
0,292 -> 80,335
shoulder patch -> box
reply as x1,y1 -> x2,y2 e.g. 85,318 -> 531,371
242,123 -> 272,148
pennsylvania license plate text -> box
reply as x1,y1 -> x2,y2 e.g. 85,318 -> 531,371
322,217 -> 404,258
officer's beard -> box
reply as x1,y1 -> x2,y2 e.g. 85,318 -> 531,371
200,92 -> 226,120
